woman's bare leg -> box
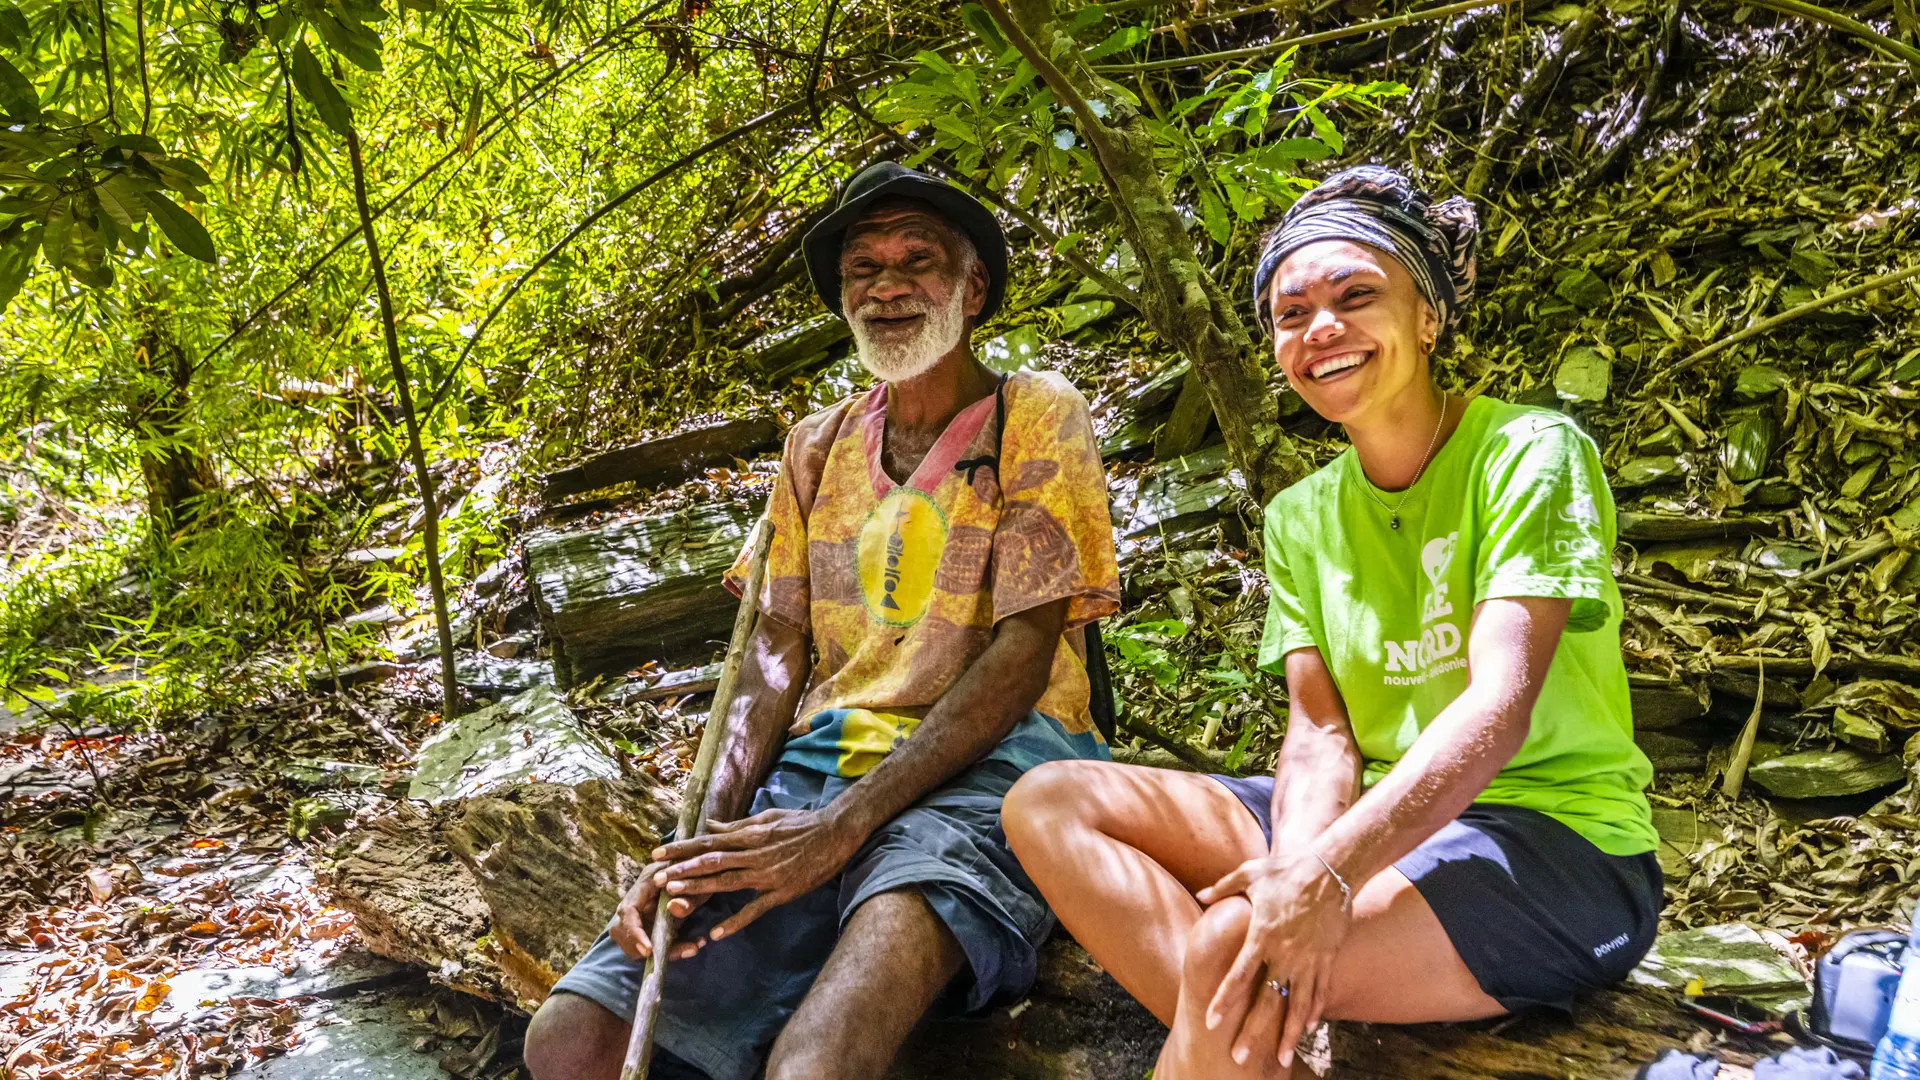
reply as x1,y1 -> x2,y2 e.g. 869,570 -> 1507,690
1156,867 -> 1505,1079
1001,761 -> 1268,1023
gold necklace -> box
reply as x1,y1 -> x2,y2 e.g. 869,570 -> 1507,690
1360,392 -> 1449,531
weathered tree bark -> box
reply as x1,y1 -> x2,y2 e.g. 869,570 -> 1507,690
541,417 -> 781,502
524,499 -> 756,686
985,0 -> 1314,506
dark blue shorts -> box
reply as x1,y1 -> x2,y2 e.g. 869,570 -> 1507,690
551,755 -> 1059,1080
1212,775 -> 1663,1012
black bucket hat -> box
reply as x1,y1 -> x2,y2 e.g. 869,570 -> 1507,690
803,161 -> 1008,322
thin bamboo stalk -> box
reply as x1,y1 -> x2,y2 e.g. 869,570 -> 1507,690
1098,0 -> 1523,73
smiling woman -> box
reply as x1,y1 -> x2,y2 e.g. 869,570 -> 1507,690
1001,165 -> 1662,1078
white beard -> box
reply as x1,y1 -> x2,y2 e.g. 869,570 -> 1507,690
846,280 -> 971,382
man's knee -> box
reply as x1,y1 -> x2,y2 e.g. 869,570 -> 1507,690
524,991 -> 627,1080
1003,759 -> 1094,854
1183,896 -> 1253,990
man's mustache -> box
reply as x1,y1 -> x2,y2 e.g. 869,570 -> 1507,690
852,298 -> 935,322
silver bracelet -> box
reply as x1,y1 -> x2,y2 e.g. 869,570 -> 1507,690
1314,850 -> 1353,912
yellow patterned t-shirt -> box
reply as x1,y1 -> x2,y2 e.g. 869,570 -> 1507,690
724,370 -> 1122,776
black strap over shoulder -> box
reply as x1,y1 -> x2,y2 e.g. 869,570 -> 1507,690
944,373 -> 1117,741
1084,621 -> 1117,743
954,373 -> 1010,487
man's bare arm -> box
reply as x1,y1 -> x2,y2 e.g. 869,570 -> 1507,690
650,597 -> 1071,945
822,596 -> 1067,841
704,615 -> 812,824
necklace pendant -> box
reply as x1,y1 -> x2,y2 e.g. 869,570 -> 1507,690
1390,515 -> 1400,530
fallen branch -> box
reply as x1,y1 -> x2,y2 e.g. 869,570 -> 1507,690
1797,532 -> 1897,584
1618,579 -> 1760,615
1582,0 -> 1683,187
1721,656 -> 1763,800
1099,0 -> 1526,74
1118,715 -> 1237,775
1464,2 -> 1606,197
1658,263 -> 1920,382
1713,653 -> 1920,680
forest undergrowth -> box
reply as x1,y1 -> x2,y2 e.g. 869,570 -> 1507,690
4,0 -> 1920,1075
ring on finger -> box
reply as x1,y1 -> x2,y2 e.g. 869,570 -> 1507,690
1266,978 -> 1289,997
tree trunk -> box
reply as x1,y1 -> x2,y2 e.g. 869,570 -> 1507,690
131,322 -> 217,538
988,0 -> 1315,506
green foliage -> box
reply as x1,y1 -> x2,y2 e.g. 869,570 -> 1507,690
875,17 -> 1404,250
1106,617 -> 1188,689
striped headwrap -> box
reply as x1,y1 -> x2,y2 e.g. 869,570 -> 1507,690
1253,165 -> 1479,337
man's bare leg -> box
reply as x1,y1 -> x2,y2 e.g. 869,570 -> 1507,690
524,991 -> 627,1080
763,888 -> 965,1080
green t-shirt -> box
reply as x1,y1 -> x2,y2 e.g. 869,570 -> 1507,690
1258,396 -> 1657,857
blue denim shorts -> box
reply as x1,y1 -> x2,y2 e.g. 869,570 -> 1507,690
551,754 -> 1062,1080
1213,775 -> 1663,1012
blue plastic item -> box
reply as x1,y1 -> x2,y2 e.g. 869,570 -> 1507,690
1872,923 -> 1920,1079
1816,930 -> 1906,1051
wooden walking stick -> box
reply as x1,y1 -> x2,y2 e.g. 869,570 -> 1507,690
619,515 -> 774,1080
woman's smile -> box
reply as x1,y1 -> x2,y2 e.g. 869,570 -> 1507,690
1303,347 -> 1374,382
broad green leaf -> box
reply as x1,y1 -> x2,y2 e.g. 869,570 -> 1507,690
960,4 -> 1006,52
1722,412 -> 1780,482
0,226 -> 37,311
458,83 -> 482,155
1198,184 -> 1230,246
0,54 -> 38,122
291,40 -> 354,136
95,176 -> 141,234
1553,345 -> 1613,403
1085,25 -> 1149,61
310,10 -> 383,72
40,196 -> 71,267
0,3 -> 26,49
64,217 -> 111,286
160,156 -> 212,185
930,114 -> 978,146
1734,364 -> 1794,399
142,190 -> 216,262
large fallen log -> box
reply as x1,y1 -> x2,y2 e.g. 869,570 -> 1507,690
524,500 -> 755,687
321,687 -> 678,1011
541,417 -> 781,502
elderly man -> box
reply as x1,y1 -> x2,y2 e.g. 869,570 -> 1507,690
523,162 -> 1122,1080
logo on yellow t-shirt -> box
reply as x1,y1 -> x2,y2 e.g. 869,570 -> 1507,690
857,488 -> 947,627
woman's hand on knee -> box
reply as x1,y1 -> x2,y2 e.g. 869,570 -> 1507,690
1198,853 -> 1352,1068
